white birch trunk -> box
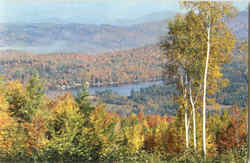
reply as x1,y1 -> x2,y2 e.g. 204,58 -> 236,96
203,14 -> 211,157
184,75 -> 189,149
189,82 -> 197,151
184,95 -> 189,149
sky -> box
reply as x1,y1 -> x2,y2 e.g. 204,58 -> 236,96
0,0 -> 248,24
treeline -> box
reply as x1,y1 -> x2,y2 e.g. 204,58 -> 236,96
0,77 -> 248,162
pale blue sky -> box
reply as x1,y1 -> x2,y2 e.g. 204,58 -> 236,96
0,0 -> 248,24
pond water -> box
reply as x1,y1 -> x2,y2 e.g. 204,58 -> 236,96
47,81 -> 164,98
87,81 -> 163,96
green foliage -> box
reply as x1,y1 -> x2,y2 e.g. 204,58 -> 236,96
26,73 -> 45,111
5,81 -> 33,122
75,81 -> 94,116
43,94 -> 88,161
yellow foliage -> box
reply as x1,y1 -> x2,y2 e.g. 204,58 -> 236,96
0,94 -> 14,152
0,94 -> 8,112
50,93 -> 79,115
22,109 -> 49,155
0,110 -> 18,156
124,124 -> 144,154
5,81 -> 32,121
6,81 -> 25,92
88,105 -> 123,157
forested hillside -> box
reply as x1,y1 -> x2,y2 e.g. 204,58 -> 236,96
0,44 -> 164,90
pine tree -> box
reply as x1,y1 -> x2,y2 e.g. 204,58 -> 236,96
75,80 -> 94,116
26,73 -> 45,111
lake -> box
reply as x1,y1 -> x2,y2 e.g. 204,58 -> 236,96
47,81 -> 163,98
88,81 -> 163,96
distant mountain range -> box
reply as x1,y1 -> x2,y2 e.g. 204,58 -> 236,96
0,10 -> 247,54
0,21 -> 167,54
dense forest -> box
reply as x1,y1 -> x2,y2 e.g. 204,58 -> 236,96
0,44 -> 164,90
0,77 -> 247,162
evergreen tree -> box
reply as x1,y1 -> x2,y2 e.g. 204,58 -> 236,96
75,80 -> 94,116
26,73 -> 45,111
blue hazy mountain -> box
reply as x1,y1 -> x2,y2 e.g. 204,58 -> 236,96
0,21 -> 168,53
0,9 -> 247,54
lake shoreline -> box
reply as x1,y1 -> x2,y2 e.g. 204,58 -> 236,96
46,80 -> 163,98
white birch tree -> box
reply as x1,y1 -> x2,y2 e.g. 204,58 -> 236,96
161,1 -> 237,157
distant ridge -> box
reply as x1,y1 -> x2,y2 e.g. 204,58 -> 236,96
0,10 -> 247,54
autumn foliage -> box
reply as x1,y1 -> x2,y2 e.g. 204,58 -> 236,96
0,78 -> 247,162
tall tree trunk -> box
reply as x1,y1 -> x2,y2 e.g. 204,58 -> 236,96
189,81 -> 197,151
185,101 -> 189,149
184,88 -> 189,149
203,13 -> 211,157
184,74 -> 189,149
